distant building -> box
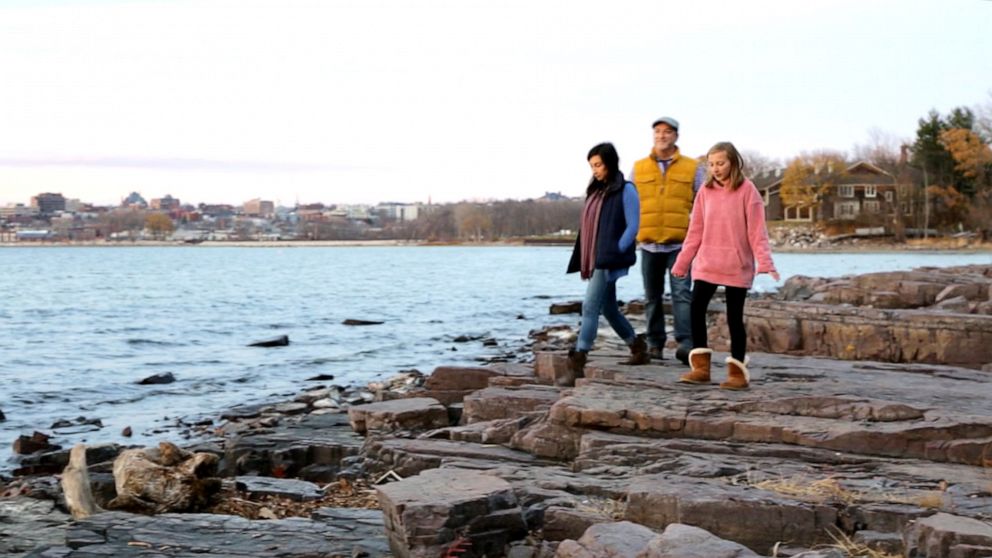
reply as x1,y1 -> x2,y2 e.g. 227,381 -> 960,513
121,192 -> 148,208
0,203 -> 39,219
243,198 -> 275,217
539,191 -> 568,201
150,194 -> 180,211
376,202 -> 420,222
30,192 -> 66,215
16,229 -> 53,241
198,204 -> 236,218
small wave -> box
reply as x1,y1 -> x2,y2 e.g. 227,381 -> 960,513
126,339 -> 183,347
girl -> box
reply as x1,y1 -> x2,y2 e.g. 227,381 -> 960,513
672,142 -> 779,389
564,142 -> 649,386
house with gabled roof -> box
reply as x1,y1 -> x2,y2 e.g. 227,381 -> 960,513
756,161 -> 913,225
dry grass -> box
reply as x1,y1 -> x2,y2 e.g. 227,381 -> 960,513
575,496 -> 627,520
825,529 -> 903,558
752,475 -> 862,504
748,474 -> 949,511
207,477 -> 380,520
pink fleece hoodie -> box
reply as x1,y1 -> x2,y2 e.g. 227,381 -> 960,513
672,178 -> 776,289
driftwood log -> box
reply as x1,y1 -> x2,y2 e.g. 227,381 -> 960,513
108,441 -> 221,514
60,444 -> 103,519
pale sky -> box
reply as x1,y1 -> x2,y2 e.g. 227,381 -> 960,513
1,0 -> 990,207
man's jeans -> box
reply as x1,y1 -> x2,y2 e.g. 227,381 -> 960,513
576,268 -> 636,352
640,249 -> 692,350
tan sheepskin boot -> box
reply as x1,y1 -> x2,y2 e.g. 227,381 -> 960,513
678,348 -> 712,384
720,356 -> 750,390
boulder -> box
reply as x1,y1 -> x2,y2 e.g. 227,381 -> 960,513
376,468 -> 527,558
638,523 -> 761,558
108,441 -> 221,514
348,397 -> 449,435
13,431 -> 59,455
550,301 -> 582,315
248,335 -> 289,347
555,521 -> 657,557
541,505 -> 615,542
903,512 -> 992,558
137,372 -> 176,385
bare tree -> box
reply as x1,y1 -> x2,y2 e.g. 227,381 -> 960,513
741,150 -> 779,180
852,128 -> 905,173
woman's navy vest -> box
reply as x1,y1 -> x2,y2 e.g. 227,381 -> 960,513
566,181 -> 637,273
594,183 -> 636,270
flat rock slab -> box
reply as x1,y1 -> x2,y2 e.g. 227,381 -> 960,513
425,366 -> 504,391
0,497 -> 70,556
348,397 -> 448,435
463,386 -> 560,424
50,508 -> 389,557
366,437 -> 549,478
234,476 -> 324,501
626,473 -> 838,555
743,299 -> 992,368
546,353 -> 992,466
377,468 -> 527,558
221,412 -> 363,480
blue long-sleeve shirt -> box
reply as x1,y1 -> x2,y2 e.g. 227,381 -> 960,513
608,182 -> 640,282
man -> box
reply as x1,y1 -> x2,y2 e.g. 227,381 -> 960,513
630,116 -> 705,364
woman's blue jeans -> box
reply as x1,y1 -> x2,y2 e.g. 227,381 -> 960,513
576,268 -> 636,352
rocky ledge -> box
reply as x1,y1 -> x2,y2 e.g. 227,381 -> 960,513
2,265 -> 991,557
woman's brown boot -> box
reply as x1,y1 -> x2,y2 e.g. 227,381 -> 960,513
557,349 -> 588,387
678,348 -> 712,384
720,356 -> 750,390
619,334 -> 650,365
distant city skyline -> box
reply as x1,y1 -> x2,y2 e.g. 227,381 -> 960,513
1,0 -> 990,207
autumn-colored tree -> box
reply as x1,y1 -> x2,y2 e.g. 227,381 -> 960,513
939,128 -> 992,189
926,185 -> 969,229
779,152 -> 848,215
145,213 -> 175,239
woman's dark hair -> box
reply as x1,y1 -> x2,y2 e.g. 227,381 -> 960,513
587,142 -> 624,194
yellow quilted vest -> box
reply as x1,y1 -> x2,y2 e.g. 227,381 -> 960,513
633,148 -> 697,244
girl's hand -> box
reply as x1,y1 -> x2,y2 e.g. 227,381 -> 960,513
767,270 -> 780,281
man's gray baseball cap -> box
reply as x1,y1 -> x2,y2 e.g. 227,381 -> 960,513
652,116 -> 679,131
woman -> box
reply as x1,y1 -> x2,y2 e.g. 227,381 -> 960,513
564,142 -> 649,386
672,142 -> 779,390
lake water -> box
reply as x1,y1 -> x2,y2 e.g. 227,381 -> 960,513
1,246 -> 989,474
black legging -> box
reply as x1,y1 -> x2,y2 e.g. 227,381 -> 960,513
691,279 -> 748,361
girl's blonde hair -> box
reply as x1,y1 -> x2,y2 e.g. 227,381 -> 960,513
704,141 -> 746,191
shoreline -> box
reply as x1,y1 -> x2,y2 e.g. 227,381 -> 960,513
2,238 -> 991,252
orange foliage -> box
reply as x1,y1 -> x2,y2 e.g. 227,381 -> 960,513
780,153 -> 847,209
939,128 -> 992,184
